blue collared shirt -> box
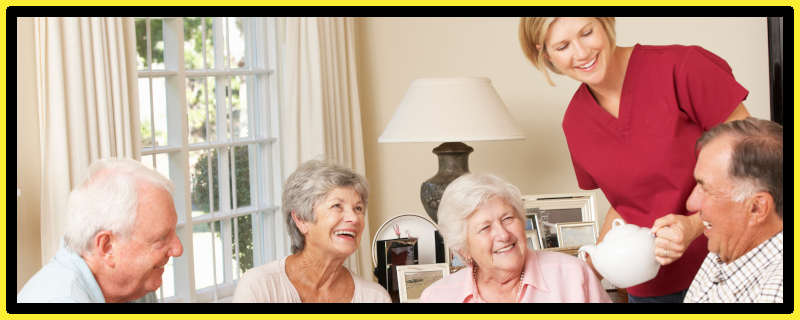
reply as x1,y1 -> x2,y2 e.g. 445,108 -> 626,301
17,246 -> 105,303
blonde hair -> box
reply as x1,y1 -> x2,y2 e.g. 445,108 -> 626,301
519,17 -> 617,86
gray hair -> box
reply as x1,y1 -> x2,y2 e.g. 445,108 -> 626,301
437,173 -> 525,257
64,158 -> 174,253
697,117 -> 783,218
283,160 -> 369,254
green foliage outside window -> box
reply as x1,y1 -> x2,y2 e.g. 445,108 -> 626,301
191,146 -> 254,274
136,18 -> 255,275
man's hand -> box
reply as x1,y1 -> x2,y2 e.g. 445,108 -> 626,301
651,213 -> 704,266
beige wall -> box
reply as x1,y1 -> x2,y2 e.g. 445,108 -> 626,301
17,17 -> 43,291
355,17 -> 770,242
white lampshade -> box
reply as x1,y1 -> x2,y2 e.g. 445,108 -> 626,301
378,77 -> 525,143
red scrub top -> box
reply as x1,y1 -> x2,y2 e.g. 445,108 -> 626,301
562,44 -> 748,297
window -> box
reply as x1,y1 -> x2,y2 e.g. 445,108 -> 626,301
135,17 -> 283,302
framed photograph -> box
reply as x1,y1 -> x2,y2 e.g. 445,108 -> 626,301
523,192 -> 598,250
448,249 -> 466,273
556,221 -> 598,249
396,263 -> 450,303
525,230 -> 541,250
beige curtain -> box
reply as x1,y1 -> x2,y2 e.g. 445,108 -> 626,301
33,17 -> 140,263
280,17 -> 371,277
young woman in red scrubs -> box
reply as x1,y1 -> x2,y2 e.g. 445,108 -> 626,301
518,17 -> 751,303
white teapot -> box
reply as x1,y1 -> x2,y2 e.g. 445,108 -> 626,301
578,218 -> 660,288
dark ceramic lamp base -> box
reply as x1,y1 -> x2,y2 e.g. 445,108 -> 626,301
420,142 -> 473,223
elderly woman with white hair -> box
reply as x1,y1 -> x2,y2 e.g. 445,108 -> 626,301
233,160 -> 390,302
420,173 -> 610,303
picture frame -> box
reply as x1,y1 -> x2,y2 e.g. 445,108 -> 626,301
556,221 -> 598,249
523,192 -> 598,250
448,249 -> 466,273
525,230 -> 541,250
396,263 -> 450,303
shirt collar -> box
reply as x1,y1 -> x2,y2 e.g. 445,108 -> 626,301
56,246 -> 106,303
711,231 -> 783,289
461,249 -> 549,302
522,250 -> 551,293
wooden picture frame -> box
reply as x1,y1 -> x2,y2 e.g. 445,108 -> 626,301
396,263 -> 450,303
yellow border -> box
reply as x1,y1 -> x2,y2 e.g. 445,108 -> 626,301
0,0 -> 798,5
2,3 -> 797,320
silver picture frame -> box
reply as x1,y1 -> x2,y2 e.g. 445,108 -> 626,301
396,263 -> 450,303
556,221 -> 598,249
523,192 -> 599,250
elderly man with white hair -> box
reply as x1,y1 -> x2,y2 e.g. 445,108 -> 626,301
18,158 -> 184,303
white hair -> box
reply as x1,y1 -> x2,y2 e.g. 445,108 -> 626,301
730,179 -> 758,203
437,173 -> 524,258
63,158 -> 174,254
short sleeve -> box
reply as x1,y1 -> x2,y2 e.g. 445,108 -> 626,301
569,151 -> 598,190
674,46 -> 748,130
352,276 -> 392,303
232,271 -> 261,302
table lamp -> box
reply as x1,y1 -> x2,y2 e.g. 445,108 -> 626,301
378,77 -> 524,223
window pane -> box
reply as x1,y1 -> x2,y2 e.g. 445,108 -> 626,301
231,145 -> 252,208
190,149 -> 219,217
156,257 -> 176,300
150,18 -> 165,70
141,154 -> 154,170
134,18 -> 147,70
154,153 -> 170,179
230,76 -> 249,138
233,215 -> 253,279
183,17 -> 214,70
227,17 -> 246,69
186,77 -> 217,144
214,220 -> 224,286
152,77 -> 168,147
192,222 -> 223,290
137,78 -> 153,147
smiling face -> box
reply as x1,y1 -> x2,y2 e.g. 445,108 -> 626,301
301,186 -> 365,258
463,196 -> 527,276
686,135 -> 750,263
543,17 -> 614,86
113,185 -> 183,300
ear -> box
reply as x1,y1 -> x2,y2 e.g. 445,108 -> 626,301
747,192 -> 774,226
536,44 -> 549,59
92,230 -> 116,268
291,210 -> 309,234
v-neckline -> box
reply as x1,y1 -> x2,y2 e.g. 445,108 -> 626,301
581,44 -> 640,132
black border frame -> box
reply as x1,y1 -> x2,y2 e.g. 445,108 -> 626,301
6,5 -> 794,315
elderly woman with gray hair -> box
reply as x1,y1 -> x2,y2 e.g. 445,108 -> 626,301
233,160 -> 390,302
420,173 -> 610,303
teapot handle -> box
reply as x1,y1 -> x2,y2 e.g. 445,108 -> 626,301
611,218 -> 625,229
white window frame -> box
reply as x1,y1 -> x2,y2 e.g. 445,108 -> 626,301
136,17 -> 283,303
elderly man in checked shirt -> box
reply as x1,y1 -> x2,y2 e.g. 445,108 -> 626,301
657,117 -> 783,303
